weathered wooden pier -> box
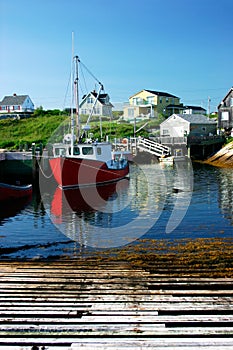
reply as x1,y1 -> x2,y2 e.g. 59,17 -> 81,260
0,259 -> 233,349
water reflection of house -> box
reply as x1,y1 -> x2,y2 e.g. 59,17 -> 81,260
160,114 -> 224,159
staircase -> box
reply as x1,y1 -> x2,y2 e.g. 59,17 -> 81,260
137,137 -> 170,157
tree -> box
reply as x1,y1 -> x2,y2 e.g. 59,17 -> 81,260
33,106 -> 46,117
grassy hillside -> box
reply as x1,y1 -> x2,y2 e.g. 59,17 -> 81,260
0,114 -> 68,150
0,114 -> 151,150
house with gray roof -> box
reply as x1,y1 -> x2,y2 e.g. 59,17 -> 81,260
160,113 -> 217,138
0,94 -> 34,114
159,114 -> 224,159
80,90 -> 113,117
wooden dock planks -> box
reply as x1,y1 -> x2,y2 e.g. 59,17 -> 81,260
0,260 -> 233,349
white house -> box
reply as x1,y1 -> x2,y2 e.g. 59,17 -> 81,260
160,114 -> 217,138
0,94 -> 34,114
80,90 -> 113,117
182,105 -> 207,115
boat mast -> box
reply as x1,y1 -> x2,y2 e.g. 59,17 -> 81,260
70,33 -> 75,155
74,55 -> 80,141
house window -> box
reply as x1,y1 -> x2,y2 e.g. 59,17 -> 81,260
162,129 -> 169,136
159,97 -> 163,103
147,96 -> 154,104
128,108 -> 134,117
230,98 -> 233,107
87,97 -> 94,104
222,111 -> 229,121
133,97 -> 142,105
166,97 -> 169,102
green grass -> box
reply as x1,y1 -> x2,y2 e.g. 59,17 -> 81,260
0,114 -> 151,150
0,114 -> 69,149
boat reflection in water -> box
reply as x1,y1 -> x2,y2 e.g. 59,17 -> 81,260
47,179 -> 137,249
43,163 -> 168,250
51,181 -> 125,220
0,195 -> 32,224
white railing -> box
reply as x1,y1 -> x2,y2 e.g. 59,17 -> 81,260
137,137 -> 170,157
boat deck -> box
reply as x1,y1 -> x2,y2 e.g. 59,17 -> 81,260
0,259 -> 233,349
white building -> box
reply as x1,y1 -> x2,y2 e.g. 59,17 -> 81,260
80,91 -> 113,117
0,94 -> 34,114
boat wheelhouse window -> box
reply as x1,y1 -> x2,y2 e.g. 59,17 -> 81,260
73,146 -> 80,155
97,147 -> 102,155
68,146 -> 80,155
82,147 -> 94,155
55,148 -> 66,156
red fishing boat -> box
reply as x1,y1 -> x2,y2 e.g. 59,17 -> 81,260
0,182 -> 32,201
49,42 -> 129,189
49,142 -> 129,189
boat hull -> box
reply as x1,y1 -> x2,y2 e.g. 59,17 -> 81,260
49,157 -> 129,188
0,182 -> 32,201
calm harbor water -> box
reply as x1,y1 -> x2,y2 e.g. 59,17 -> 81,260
0,161 -> 232,260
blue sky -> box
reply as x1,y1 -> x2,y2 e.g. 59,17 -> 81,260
0,0 -> 233,112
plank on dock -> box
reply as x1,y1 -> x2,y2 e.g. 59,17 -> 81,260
0,260 -> 233,349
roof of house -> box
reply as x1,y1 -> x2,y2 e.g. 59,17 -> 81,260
218,87 -> 233,108
130,89 -> 179,99
92,92 -> 108,99
145,89 -> 179,98
161,114 -> 216,126
176,114 -> 216,124
166,104 -> 184,109
81,91 -> 113,107
184,105 -> 206,111
0,94 -> 30,106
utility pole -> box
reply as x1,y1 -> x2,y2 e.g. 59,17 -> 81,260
208,96 -> 211,119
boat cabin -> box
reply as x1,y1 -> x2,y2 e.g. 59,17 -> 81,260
52,142 -> 113,162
